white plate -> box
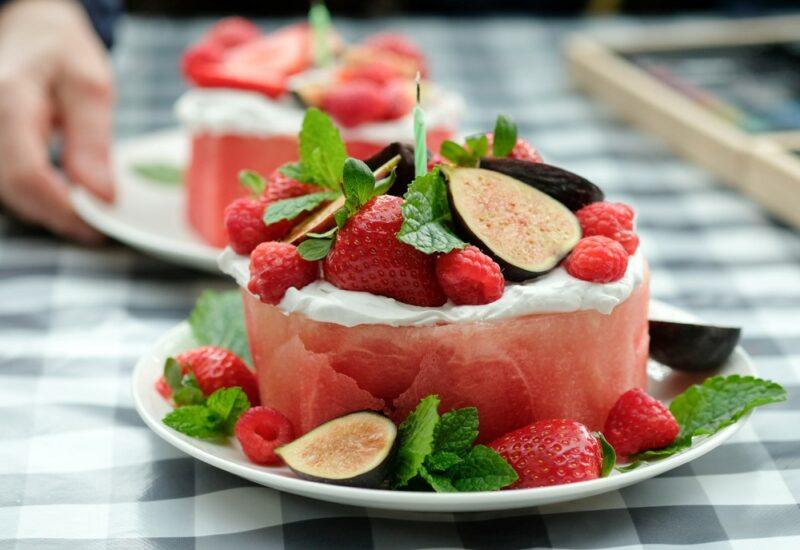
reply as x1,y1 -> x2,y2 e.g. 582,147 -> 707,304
72,129 -> 221,272
132,300 -> 756,512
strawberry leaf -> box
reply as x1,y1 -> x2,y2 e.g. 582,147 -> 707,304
263,192 -> 339,225
172,373 -> 205,407
492,114 -> 518,158
594,432 -> 616,478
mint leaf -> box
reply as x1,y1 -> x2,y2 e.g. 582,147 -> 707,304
342,158 -> 376,210
263,192 -> 339,225
492,114 -> 518,158
465,134 -> 489,159
334,207 -> 350,229
425,451 -> 462,472
164,358 -> 183,389
392,395 -> 440,488
132,163 -> 183,185
433,407 -> 479,456
299,108 -> 347,189
397,168 -> 466,255
238,170 -> 267,196
373,170 -> 397,196
630,375 -> 786,464
419,465 -> 457,492
172,373 -> 205,406
163,406 -> 224,440
278,162 -> 307,181
594,432 -> 616,477
447,445 -> 518,492
439,140 -> 471,166
297,238 -> 333,261
206,387 -> 250,435
188,290 -> 251,366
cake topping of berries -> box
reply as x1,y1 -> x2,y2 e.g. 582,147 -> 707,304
489,419 -> 608,488
604,388 -> 679,460
436,246 -> 505,305
576,201 -> 639,255
175,346 -> 260,406
564,236 -> 629,283
235,406 -> 294,465
224,197 -> 294,255
248,242 -> 319,305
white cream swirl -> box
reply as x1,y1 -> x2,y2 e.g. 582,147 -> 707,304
218,247 -> 645,328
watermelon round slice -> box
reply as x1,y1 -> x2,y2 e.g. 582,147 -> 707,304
242,272 -> 649,442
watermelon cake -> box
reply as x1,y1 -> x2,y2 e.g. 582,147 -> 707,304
216,109 -> 650,443
176,17 -> 463,247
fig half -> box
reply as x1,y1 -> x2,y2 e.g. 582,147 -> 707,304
445,166 -> 581,281
479,158 -> 604,211
649,320 -> 741,371
275,411 -> 397,488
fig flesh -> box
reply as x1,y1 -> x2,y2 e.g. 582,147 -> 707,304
444,166 -> 581,281
364,142 -> 416,197
275,411 -> 397,488
649,320 -> 741,371
479,158 -> 604,211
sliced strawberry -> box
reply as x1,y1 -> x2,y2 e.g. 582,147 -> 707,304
207,17 -> 260,49
223,24 -> 311,80
188,64 -> 288,98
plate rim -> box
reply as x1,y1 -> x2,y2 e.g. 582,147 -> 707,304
132,300 -> 756,512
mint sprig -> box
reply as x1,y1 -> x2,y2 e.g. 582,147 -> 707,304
132,163 -> 184,185
263,191 -> 339,225
238,170 -> 267,196
393,395 -> 440,487
188,290 -> 251,366
439,114 -> 518,166
163,358 -> 205,406
297,108 -> 347,190
397,168 -> 466,255
622,375 -> 786,469
492,114 -> 518,157
163,386 -> 251,441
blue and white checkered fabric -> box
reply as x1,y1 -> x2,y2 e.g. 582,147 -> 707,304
2,15 -> 800,549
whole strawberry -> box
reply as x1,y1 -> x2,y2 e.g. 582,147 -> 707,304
576,202 -> 639,255
604,388 -> 679,459
248,241 -> 319,305
264,170 -> 321,202
489,419 -> 602,488
436,245 -> 505,305
324,195 -> 446,307
321,81 -> 388,128
485,133 -> 543,163
224,197 -> 293,255
175,346 -> 260,406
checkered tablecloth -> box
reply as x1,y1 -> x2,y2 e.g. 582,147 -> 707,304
2,14 -> 800,549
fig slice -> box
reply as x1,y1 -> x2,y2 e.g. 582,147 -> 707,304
275,411 -> 397,488
479,158 -> 604,211
444,166 -> 581,281
649,320 -> 741,372
364,142 -> 416,197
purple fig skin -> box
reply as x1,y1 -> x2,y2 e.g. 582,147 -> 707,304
364,142 -> 417,197
649,320 -> 741,371
479,158 -> 604,211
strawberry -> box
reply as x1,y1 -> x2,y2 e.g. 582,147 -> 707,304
604,388 -> 679,459
248,242 -> 319,305
382,79 -> 415,121
207,17 -> 260,49
323,195 -> 447,307
436,245 -> 505,305
175,346 -> 260,406
363,33 -> 428,76
264,170 -> 321,202
338,59 -> 399,86
320,81 -> 389,128
235,406 -> 294,465
224,197 -> 293,255
489,419 -> 603,488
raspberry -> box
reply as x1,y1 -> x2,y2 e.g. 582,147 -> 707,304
564,236 -> 629,283
248,242 -> 319,305
175,346 -> 260,406
436,246 -> 505,305
485,133 -> 543,163
264,170 -> 321,202
604,388 -> 680,459
323,195 -> 446,307
321,81 -> 389,128
576,202 -> 639,255
235,406 -> 294,465
489,419 -> 602,488
224,198 -> 294,255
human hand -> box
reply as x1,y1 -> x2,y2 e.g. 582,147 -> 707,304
0,0 -> 114,243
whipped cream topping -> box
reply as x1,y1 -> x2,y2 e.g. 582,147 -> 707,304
218,247 -> 645,328
175,85 -> 464,142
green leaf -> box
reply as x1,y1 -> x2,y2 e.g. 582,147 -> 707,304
306,227 -> 338,239
278,162 -> 307,181
299,108 -> 347,189
419,465 -> 458,492
425,451 -> 463,472
342,158 -> 376,210
172,373 -> 206,406
439,140 -> 470,166
206,387 -> 251,435
594,432 -> 616,478
188,290 -> 251,366
465,134 -> 489,159
163,406 -> 224,440
397,169 -> 466,255
297,238 -> 333,261
432,407 -> 479,457
373,170 -> 397,196
630,375 -> 787,464
132,163 -> 183,185
263,192 -> 339,225
447,445 -> 518,492
392,395 -> 441,488
492,114 -> 518,158
334,207 -> 350,229
164,358 -> 183,389
238,170 -> 267,196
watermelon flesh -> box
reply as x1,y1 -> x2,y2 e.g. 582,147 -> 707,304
186,129 -> 454,247
242,275 -> 649,442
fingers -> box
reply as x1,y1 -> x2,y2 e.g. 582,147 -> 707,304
56,45 -> 116,203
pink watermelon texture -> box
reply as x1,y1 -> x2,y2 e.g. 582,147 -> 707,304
242,275 -> 650,442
